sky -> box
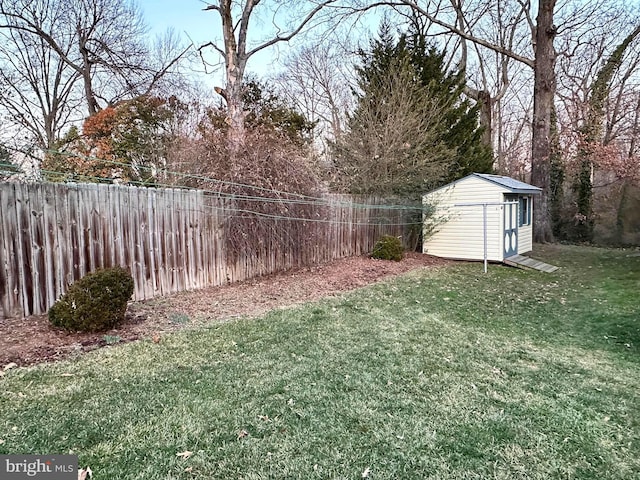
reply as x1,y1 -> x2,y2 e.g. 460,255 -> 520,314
136,0 -> 316,88
136,0 -> 381,89
139,0 -> 213,45
138,0 -> 227,87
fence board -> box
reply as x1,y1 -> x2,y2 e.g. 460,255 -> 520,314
55,185 -> 71,297
158,188 -> 169,294
29,185 -> 46,314
137,187 -> 152,299
146,188 -> 158,295
0,186 -> 8,316
0,182 -> 418,319
14,184 -> 33,315
43,185 -> 58,307
0,184 -> 18,317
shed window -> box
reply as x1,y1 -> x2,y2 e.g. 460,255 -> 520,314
519,196 -> 531,226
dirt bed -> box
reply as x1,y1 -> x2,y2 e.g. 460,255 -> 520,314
0,253 -> 449,368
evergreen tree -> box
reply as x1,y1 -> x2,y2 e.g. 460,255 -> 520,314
405,31 -> 493,182
332,23 -> 492,196
332,23 -> 452,197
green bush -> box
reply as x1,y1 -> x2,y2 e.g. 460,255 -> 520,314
371,235 -> 404,261
49,266 -> 135,332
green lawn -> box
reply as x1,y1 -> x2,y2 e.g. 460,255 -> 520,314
1,244 -> 639,479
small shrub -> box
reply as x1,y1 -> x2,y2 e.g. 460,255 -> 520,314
371,235 -> 404,261
49,266 -> 134,332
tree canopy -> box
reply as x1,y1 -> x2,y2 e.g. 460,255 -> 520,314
331,22 -> 492,197
42,95 -> 177,184
205,80 -> 317,148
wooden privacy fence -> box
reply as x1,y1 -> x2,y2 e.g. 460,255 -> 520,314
0,182 -> 419,319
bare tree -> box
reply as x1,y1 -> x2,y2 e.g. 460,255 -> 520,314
554,18 -> 640,240
332,57 -> 453,196
271,42 -> 355,147
0,0 -> 190,119
545,4 -> 640,240
571,23 -> 640,238
0,1 -> 81,148
612,92 -> 640,244
526,0 -> 557,241
343,0 -> 632,241
417,0 -> 523,149
494,82 -> 534,178
401,0 -> 555,240
200,0 -> 335,152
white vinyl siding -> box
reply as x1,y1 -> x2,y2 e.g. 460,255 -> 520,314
423,178 -> 506,261
423,176 -> 536,261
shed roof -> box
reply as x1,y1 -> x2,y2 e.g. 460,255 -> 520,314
424,173 -> 542,196
472,173 -> 542,194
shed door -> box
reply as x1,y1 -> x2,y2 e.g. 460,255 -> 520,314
503,194 -> 518,258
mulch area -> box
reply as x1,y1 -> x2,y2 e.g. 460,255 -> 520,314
0,253 -> 450,369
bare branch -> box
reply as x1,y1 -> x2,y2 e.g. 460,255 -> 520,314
246,1 -> 336,58
202,0 -> 336,149
344,1 -> 535,67
199,40 -> 227,59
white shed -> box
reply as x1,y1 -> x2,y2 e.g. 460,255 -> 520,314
422,173 -> 542,262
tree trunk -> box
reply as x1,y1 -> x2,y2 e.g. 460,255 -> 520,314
224,63 -> 247,154
218,0 -> 248,154
477,90 -> 493,148
206,0 -> 332,152
78,31 -> 99,116
530,0 -> 557,243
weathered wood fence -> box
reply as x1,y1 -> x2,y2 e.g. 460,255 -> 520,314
0,182 -> 418,319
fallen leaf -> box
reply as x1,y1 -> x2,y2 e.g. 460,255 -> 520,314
176,451 -> 193,459
258,415 -> 270,421
77,466 -> 92,479
184,467 -> 193,472
362,466 -> 371,478
3,362 -> 18,371
237,429 -> 249,440
152,335 -> 161,344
